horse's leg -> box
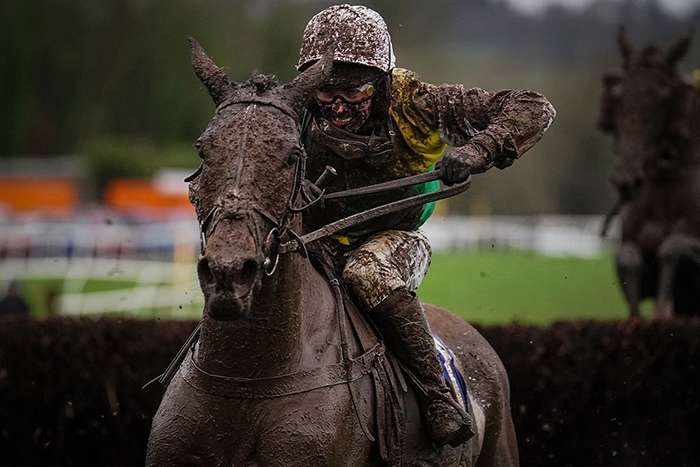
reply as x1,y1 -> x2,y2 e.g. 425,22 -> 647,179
616,242 -> 643,318
655,234 -> 700,318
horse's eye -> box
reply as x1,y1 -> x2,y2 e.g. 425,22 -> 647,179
286,149 -> 301,166
194,140 -> 206,159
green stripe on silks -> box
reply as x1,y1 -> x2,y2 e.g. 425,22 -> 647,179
416,164 -> 440,228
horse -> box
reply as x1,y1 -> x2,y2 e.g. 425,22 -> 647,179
146,39 -> 519,466
598,28 -> 700,318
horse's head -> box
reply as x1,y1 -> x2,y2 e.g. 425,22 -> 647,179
599,28 -> 693,189
186,39 -> 331,321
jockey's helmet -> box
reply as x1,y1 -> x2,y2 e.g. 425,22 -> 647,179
297,4 -> 395,73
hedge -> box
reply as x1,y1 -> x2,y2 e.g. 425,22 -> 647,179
1,317 -> 698,466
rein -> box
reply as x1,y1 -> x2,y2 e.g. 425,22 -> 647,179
279,170 -> 471,254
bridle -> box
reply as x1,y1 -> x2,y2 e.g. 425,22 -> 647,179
194,97 -> 316,277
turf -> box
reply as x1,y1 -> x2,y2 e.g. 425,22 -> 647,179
417,250 -> 642,324
14,250 -> 648,323
19,278 -> 137,318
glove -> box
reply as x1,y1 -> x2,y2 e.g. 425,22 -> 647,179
439,143 -> 493,185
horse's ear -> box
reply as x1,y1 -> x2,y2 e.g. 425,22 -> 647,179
189,37 -> 235,106
618,25 -> 634,69
282,53 -> 334,115
665,30 -> 693,67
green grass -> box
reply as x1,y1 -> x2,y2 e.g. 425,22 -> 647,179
417,250 -> 642,325
15,250 -> 649,323
19,278 -> 138,318
18,276 -> 204,319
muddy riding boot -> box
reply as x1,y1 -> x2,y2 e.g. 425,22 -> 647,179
372,287 -> 474,447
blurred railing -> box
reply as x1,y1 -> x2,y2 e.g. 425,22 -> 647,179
0,217 -> 199,260
1,215 -> 616,260
423,215 -> 616,257
0,214 -> 617,316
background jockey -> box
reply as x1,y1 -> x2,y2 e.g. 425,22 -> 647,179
298,4 -> 556,448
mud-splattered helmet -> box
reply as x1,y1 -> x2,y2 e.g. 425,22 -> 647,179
297,4 -> 395,73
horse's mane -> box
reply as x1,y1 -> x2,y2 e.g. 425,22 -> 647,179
244,73 -> 279,95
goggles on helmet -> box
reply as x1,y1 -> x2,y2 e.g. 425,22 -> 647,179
315,82 -> 376,105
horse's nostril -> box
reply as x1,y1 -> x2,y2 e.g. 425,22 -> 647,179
197,257 -> 214,286
199,255 -> 259,291
241,259 -> 258,283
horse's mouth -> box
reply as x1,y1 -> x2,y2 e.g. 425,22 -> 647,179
206,287 -> 255,321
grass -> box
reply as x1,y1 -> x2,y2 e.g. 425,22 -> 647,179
19,278 -> 138,318
14,250 -> 647,323
417,250 -> 641,325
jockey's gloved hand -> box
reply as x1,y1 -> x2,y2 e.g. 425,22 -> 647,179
439,143 -> 492,186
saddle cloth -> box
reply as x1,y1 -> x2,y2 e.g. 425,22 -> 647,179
435,335 -> 469,413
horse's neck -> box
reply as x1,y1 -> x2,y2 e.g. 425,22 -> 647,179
196,254 -> 339,378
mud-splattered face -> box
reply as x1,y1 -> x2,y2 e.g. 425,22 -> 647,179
186,39 -> 332,321
313,62 -> 384,133
316,85 -> 374,131
189,99 -> 302,321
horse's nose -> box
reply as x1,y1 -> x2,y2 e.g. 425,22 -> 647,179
198,255 -> 260,293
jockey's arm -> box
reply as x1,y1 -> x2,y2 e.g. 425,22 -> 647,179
406,76 -> 556,182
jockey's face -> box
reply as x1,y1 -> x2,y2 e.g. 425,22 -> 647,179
314,63 -> 383,133
316,88 -> 373,132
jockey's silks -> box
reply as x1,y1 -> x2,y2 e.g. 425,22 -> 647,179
388,68 -> 446,228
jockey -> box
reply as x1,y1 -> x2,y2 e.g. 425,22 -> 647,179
297,4 -> 555,447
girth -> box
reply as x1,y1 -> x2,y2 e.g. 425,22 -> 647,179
180,342 -> 384,399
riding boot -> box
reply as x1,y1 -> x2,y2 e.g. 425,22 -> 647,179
372,287 -> 474,447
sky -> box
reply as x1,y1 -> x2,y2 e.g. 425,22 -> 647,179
505,0 -> 700,16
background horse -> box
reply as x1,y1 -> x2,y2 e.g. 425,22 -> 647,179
598,28 -> 700,318
146,40 -> 518,466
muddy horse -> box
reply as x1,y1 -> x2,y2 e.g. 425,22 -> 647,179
599,28 -> 700,318
146,40 -> 518,466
